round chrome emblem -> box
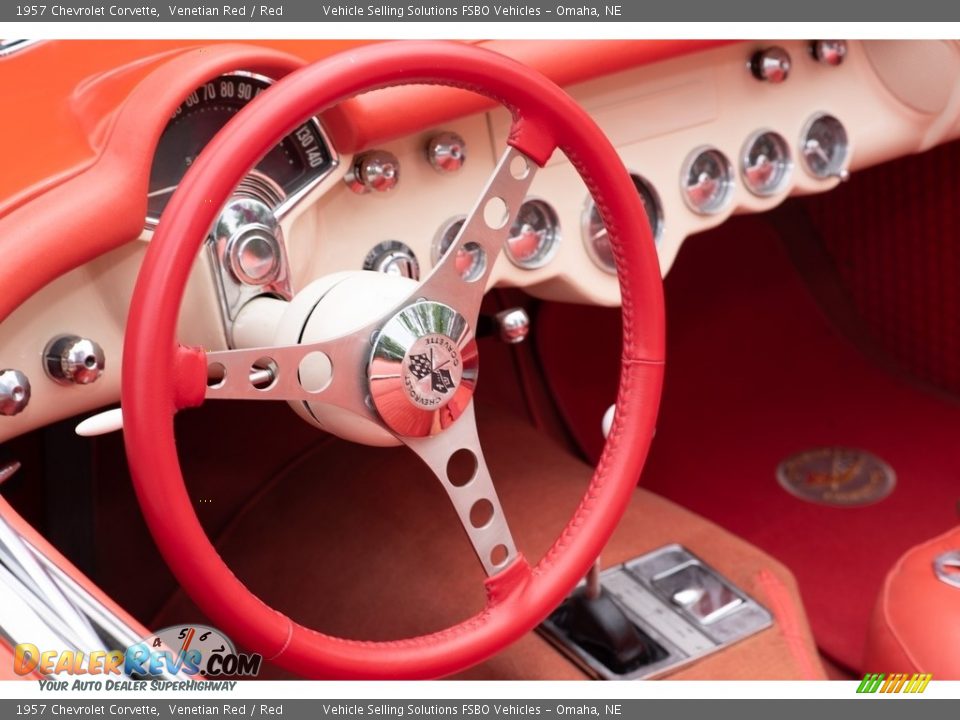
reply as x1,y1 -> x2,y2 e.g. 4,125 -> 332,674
369,301 -> 478,437
776,447 -> 896,507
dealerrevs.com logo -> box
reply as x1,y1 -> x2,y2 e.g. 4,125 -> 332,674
14,624 -> 261,689
856,673 -> 933,694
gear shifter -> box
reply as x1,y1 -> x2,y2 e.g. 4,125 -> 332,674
547,561 -> 667,674
544,403 -> 667,675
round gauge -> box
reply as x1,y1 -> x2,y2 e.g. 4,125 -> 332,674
681,147 -> 734,215
505,199 -> 560,269
801,113 -> 850,179
146,73 -> 333,224
741,130 -> 792,196
582,174 -> 663,275
432,217 -> 487,281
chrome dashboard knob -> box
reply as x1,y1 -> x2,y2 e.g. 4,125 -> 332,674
426,131 -> 467,173
228,230 -> 282,286
811,40 -> 847,66
0,369 -> 31,416
363,240 -> 420,280
494,308 -> 530,344
43,335 -> 105,386
346,150 -> 400,193
750,47 -> 791,83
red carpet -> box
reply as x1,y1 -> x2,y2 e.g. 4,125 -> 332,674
538,214 -> 960,671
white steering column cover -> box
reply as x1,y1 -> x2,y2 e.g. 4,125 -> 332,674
263,271 -> 419,447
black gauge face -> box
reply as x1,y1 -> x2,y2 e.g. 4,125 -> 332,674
147,74 -> 333,223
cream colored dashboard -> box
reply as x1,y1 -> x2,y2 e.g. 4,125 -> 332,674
2,39 -> 960,442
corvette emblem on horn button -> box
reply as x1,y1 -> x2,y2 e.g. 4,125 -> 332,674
405,334 -> 462,401
368,301 -> 478,438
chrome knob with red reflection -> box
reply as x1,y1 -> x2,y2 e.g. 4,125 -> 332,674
426,131 -> 467,173
750,47 -> 791,83
346,150 -> 400,193
811,40 -> 847,66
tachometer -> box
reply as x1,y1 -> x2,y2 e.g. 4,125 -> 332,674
146,73 -> 334,225
582,173 -> 663,275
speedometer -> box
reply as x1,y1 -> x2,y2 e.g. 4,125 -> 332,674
146,73 -> 335,225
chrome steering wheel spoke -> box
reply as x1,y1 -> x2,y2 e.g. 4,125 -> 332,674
402,401 -> 518,576
417,146 -> 538,328
202,335 -> 374,421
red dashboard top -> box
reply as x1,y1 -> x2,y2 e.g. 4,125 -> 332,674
0,39 -> 731,210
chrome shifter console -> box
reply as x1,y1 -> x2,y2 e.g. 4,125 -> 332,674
540,544 -> 772,680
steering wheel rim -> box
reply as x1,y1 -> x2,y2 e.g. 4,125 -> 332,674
123,40 -> 665,679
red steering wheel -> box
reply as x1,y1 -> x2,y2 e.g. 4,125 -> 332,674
123,41 -> 664,679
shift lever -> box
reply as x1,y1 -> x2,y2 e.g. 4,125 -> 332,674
544,403 -> 666,674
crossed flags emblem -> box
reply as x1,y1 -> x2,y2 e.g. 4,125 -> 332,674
408,353 -> 455,394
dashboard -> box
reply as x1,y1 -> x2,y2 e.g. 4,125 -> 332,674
2,39 -> 960,441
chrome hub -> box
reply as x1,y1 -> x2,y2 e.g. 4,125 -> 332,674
369,301 -> 478,438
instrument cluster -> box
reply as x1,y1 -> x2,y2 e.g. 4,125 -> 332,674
345,109 -> 851,287
576,111 -> 850,274
187,42 -> 858,308
146,72 -> 336,227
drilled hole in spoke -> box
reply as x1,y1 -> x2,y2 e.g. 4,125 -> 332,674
490,544 -> 509,567
447,448 -> 478,487
298,351 -> 332,394
250,357 -> 278,391
207,362 -> 227,389
483,196 -> 509,229
510,155 -> 530,180
469,499 -> 495,529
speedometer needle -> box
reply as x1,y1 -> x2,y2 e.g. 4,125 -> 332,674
147,185 -> 178,198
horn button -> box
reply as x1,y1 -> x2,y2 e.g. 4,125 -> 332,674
275,271 -> 478,444
369,301 -> 478,438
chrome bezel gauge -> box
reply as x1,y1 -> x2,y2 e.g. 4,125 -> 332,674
741,130 -> 793,197
800,113 -> 850,180
504,198 -> 562,270
581,173 -> 663,275
680,146 -> 735,215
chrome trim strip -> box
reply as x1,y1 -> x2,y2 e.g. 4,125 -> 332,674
0,509 -> 184,679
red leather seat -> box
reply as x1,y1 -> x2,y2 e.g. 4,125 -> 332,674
863,526 -> 960,677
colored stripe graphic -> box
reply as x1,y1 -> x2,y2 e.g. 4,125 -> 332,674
858,672 -> 932,694
857,673 -> 884,693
